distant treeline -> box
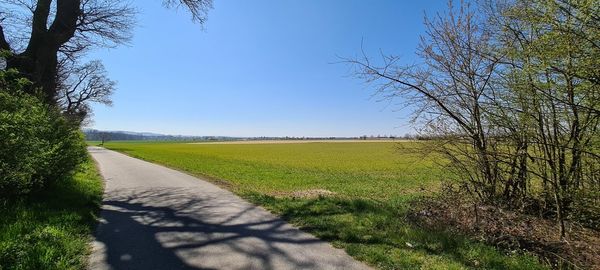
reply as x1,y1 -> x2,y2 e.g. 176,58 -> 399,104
83,130 -> 419,142
83,129 -> 238,142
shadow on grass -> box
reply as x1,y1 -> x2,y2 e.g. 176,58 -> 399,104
0,161 -> 103,270
246,194 -> 545,270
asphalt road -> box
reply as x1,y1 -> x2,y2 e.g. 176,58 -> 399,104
88,147 -> 371,270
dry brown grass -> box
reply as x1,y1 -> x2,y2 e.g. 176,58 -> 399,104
270,189 -> 336,199
410,195 -> 600,269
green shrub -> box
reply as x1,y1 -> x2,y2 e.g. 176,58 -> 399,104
0,69 -> 86,199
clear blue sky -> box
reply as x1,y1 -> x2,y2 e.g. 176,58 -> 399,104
88,1 -> 446,137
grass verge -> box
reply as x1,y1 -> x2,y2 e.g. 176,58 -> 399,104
0,158 -> 103,270
247,194 -> 545,269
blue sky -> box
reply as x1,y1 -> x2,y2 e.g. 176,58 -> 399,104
88,1 -> 446,137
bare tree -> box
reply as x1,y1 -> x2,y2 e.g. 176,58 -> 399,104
56,59 -> 114,123
99,131 -> 110,145
0,0 -> 212,105
348,1 -> 503,201
163,0 -> 212,24
349,0 -> 600,239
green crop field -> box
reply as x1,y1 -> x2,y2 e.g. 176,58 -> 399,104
104,141 -> 444,199
100,141 -> 545,270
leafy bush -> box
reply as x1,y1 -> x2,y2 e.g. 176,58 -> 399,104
0,69 -> 87,199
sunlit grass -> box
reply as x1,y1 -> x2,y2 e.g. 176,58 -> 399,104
104,141 -> 445,198
103,141 -> 546,269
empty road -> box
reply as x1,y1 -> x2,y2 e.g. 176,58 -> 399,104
88,147 -> 371,270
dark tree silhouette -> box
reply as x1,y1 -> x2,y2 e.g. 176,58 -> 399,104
57,59 -> 114,123
0,0 -> 212,106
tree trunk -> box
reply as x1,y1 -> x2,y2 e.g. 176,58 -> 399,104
5,0 -> 81,105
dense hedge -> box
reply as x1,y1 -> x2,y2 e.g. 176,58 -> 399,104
0,69 -> 87,199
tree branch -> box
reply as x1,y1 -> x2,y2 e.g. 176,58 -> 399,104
0,23 -> 10,51
163,0 -> 212,23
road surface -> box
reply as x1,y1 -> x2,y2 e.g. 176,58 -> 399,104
88,147 -> 371,270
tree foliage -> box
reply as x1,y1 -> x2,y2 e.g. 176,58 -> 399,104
0,69 -> 86,199
350,0 -> 600,237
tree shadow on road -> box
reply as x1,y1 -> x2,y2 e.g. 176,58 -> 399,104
91,188 -> 359,270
